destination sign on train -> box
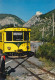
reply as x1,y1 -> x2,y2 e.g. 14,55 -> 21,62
13,32 -> 22,35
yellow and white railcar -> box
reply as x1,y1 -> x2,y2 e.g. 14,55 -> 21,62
0,27 -> 33,57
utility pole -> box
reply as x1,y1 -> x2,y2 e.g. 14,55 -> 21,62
42,27 -> 44,38
52,13 -> 54,36
42,27 -> 45,44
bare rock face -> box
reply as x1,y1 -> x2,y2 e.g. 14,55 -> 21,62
23,9 -> 55,28
0,14 -> 25,27
36,11 -> 42,16
0,17 -> 18,26
23,15 -> 40,27
23,11 -> 42,27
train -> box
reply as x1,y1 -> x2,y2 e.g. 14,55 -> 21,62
0,27 -> 34,73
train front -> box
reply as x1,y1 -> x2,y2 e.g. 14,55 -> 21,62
4,28 -> 34,57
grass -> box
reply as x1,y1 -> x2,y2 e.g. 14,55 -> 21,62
39,57 -> 55,70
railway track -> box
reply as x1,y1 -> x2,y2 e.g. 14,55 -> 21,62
26,60 -> 55,77
0,57 -> 55,80
13,58 -> 55,80
14,59 -> 43,80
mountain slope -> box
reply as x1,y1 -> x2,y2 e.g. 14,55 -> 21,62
23,15 -> 40,27
23,9 -> 55,27
30,9 -> 55,41
40,9 -> 55,19
23,9 -> 55,41
0,14 -> 25,27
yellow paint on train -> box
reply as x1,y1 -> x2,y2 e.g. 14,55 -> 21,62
0,27 -> 31,55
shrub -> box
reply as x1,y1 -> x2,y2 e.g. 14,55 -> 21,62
35,43 -> 55,61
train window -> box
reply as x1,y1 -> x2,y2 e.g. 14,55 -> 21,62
6,32 -> 12,41
0,33 -> 2,41
13,32 -> 23,41
24,32 -> 29,40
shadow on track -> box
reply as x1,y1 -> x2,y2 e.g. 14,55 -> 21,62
5,57 -> 29,75
5,57 -> 43,80
0,68 -> 6,80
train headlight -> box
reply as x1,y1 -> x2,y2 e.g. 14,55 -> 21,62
7,47 -> 11,50
17,43 -> 20,47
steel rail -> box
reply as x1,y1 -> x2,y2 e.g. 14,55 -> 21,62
14,59 -> 43,80
26,60 -> 55,77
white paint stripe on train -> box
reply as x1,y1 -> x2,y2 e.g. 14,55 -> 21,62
5,60 -> 13,65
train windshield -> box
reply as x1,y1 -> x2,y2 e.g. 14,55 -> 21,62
6,31 -> 29,41
13,32 -> 23,41
6,31 -> 12,41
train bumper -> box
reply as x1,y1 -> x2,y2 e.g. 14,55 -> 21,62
5,51 -> 34,57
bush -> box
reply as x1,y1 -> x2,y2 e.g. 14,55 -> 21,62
35,43 -> 55,61
51,36 -> 55,43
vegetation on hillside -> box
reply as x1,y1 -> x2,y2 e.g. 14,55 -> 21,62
35,39 -> 55,61
30,9 -> 55,42
31,9 -> 55,62
30,26 -> 42,41
40,9 -> 55,20
0,14 -> 25,25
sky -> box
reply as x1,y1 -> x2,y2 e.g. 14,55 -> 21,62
0,0 -> 55,21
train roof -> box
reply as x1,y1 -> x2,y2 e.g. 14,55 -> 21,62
0,27 -> 31,32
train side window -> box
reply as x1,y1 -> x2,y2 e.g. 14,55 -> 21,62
0,33 -> 2,41
6,32 -> 12,41
24,32 -> 29,40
